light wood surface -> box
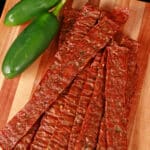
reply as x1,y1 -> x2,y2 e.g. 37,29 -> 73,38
0,0 -> 150,149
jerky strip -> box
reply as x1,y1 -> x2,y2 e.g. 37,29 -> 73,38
30,97 -> 66,149
68,55 -> 101,150
105,42 -> 128,150
58,0 -> 79,47
75,53 -> 106,149
120,36 -> 139,117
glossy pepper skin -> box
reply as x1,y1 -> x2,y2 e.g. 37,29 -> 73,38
4,0 -> 60,26
2,13 -> 59,78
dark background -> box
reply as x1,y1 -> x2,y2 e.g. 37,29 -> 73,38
0,0 -> 6,17
139,0 -> 150,2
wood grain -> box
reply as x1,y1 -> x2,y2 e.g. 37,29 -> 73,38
128,3 -> 150,150
0,0 -> 150,149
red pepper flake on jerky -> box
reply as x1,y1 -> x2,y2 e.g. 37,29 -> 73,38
75,53 -> 106,150
105,42 -> 128,150
0,6 -> 125,149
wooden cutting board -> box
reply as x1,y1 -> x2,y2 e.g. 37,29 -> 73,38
0,0 -> 150,149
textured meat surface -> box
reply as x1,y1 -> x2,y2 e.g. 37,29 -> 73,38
0,4 -> 101,149
0,6 -> 124,149
58,0 -> 79,47
59,10 -> 79,47
75,53 -> 106,149
120,36 -> 139,117
68,59 -> 99,150
31,69 -> 87,149
48,56 -> 102,150
97,118 -> 107,150
13,119 -> 41,150
111,8 -> 129,25
47,69 -> 91,149
56,2 -> 101,64
105,42 -> 128,150
30,96 -> 66,149
47,70 -> 88,149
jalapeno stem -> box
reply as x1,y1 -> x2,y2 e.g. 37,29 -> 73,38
52,0 -> 66,16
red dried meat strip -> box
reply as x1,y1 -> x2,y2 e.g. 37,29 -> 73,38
105,42 -> 128,150
111,7 -> 129,25
13,119 -> 41,150
59,10 -> 79,47
119,36 -> 139,117
48,55 -> 102,149
96,118 -> 107,150
63,0 -> 74,13
58,0 -> 79,47
67,57 -> 99,150
0,6 -> 123,149
56,2 -> 100,62
30,96 -> 66,149
96,36 -> 137,150
31,68 -> 87,149
75,53 -> 106,149
96,9 -> 129,150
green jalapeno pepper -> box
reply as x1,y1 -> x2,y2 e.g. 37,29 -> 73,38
2,0 -> 66,78
4,0 -> 60,26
